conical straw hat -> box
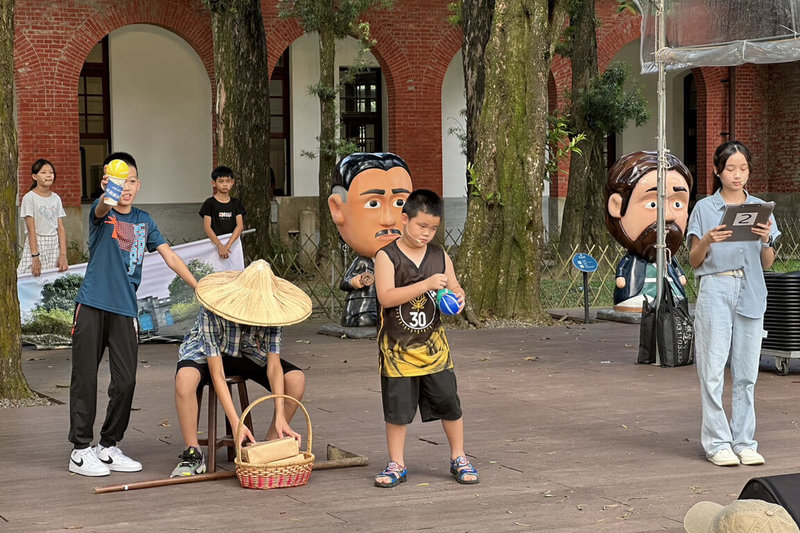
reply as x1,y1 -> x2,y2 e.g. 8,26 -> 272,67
195,260 -> 312,326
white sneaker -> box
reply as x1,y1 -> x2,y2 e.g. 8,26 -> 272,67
707,448 -> 740,467
69,447 -> 110,477
95,444 -> 142,472
737,448 -> 766,466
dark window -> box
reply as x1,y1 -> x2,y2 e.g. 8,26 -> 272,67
683,73 -> 698,205
340,68 -> 382,152
78,37 -> 111,201
270,49 -> 290,196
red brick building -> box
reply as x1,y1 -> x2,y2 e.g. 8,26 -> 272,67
12,0 -> 798,246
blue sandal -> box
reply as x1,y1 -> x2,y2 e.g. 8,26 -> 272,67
450,456 -> 480,484
375,461 -> 407,488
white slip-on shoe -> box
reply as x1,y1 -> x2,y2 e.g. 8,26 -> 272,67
707,449 -> 740,467
737,448 -> 766,466
69,447 -> 110,477
95,444 -> 143,472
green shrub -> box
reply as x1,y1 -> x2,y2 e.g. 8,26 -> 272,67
37,274 -> 84,312
171,300 -> 202,323
169,260 -> 215,305
21,308 -> 73,336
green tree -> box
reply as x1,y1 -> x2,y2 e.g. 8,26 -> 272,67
556,0 -> 649,255
169,259 -> 215,305
278,0 -> 392,269
457,0 -> 569,322
0,0 -> 34,399
36,274 -> 84,312
203,0 -> 273,264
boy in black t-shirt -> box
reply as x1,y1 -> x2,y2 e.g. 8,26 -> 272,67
199,165 -> 246,259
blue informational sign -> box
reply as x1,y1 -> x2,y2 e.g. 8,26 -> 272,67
572,253 -> 598,273
139,313 -> 155,332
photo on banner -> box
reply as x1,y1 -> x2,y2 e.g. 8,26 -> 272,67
17,234 -> 245,346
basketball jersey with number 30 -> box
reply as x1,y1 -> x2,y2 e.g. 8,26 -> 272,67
377,240 -> 453,378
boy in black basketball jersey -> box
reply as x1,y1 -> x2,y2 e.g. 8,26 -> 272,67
372,189 -> 479,487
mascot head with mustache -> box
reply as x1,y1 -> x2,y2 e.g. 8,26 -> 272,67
605,151 -> 693,262
329,152 -> 413,258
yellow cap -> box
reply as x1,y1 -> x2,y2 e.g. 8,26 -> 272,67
106,159 -> 129,180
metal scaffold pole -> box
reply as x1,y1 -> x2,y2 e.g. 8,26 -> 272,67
655,0 -> 667,365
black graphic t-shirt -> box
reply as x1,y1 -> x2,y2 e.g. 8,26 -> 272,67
199,196 -> 246,236
377,240 -> 452,378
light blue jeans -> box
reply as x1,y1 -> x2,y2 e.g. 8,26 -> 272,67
694,274 -> 763,457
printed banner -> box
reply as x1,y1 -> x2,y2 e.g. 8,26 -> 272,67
18,234 -> 245,341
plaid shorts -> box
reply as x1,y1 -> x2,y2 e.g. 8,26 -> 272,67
18,233 -> 60,274
177,356 -> 301,392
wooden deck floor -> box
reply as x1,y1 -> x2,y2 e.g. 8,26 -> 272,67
2,317 -> 799,532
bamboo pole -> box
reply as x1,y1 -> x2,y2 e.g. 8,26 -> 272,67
93,471 -> 236,494
93,456 -> 369,494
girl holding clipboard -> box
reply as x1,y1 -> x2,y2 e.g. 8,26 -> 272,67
687,141 -> 780,467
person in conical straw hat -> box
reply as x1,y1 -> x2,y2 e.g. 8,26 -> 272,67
170,260 -> 312,477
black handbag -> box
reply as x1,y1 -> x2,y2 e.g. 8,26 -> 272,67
657,288 -> 694,367
740,474 -> 800,526
637,288 -> 694,367
637,297 -> 657,364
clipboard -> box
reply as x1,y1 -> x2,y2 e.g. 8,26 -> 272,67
718,201 -> 775,241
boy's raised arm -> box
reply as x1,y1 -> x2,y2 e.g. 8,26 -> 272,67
155,243 -> 198,289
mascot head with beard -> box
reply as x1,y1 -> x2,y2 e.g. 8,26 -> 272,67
605,151 -> 693,262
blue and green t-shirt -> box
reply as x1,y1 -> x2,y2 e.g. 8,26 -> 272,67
75,199 -> 166,318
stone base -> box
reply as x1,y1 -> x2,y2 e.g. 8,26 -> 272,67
317,324 -> 377,339
596,308 -> 642,324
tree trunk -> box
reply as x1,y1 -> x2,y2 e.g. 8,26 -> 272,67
557,0 -> 609,256
316,23 -> 343,270
457,0 -> 566,321
0,0 -> 33,399
208,0 -> 272,264
461,0 -> 493,191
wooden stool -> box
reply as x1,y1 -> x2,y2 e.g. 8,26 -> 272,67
197,376 -> 253,473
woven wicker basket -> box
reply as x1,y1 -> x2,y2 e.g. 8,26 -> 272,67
234,394 -> 315,490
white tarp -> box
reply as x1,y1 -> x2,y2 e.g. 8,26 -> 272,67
18,234 -> 244,324
636,0 -> 800,73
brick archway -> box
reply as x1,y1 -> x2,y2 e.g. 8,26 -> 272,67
368,22 -> 412,153
266,19 -> 304,74
14,0 -> 214,206
693,66 -> 728,196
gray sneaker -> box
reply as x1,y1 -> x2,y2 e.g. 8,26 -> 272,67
170,447 -> 206,477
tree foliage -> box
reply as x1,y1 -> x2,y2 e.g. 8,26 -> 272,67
557,0 -> 650,255
279,0 -> 392,34
547,113 -> 586,176
36,274 -> 84,312
278,0 -> 392,268
573,63 -> 650,137
168,259 -> 215,305
0,0 -> 34,399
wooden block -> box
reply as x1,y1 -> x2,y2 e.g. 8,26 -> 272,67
241,437 -> 299,464
265,453 -> 306,466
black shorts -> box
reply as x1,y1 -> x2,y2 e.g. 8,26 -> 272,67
177,357 -> 302,392
381,369 -> 462,424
